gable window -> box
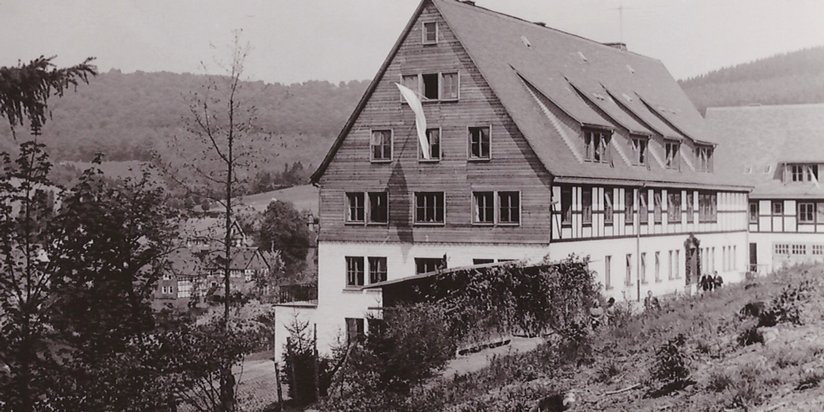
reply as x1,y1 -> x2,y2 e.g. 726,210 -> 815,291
624,188 -> 634,225
401,74 -> 418,98
368,257 -> 387,284
604,189 -> 614,225
441,72 -> 459,100
498,191 -> 520,225
346,193 -> 365,222
799,202 -> 815,224
584,129 -> 610,164
639,190 -> 648,224
631,136 -> 648,166
667,191 -> 681,223
370,130 -> 392,162
415,257 -> 444,274
653,190 -> 662,224
421,128 -> 441,161
581,187 -> 592,226
772,201 -> 784,215
665,141 -> 680,169
685,191 -> 694,223
561,186 -> 572,227
468,126 -> 491,159
749,201 -> 758,223
473,191 -> 494,224
696,145 -> 714,172
346,256 -> 365,287
368,192 -> 388,223
414,192 -> 445,224
422,73 -> 439,100
401,72 -> 459,101
422,21 -> 438,44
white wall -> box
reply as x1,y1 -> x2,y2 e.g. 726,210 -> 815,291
750,231 -> 824,273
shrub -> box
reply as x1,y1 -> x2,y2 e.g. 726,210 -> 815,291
737,324 -> 764,347
281,317 -> 319,406
796,368 -> 823,391
647,334 -> 692,397
762,280 -> 814,326
706,369 -> 733,392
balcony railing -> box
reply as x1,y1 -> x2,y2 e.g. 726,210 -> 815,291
278,283 -> 318,304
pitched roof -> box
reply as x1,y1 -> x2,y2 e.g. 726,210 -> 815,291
707,103 -> 824,198
311,0 -> 748,190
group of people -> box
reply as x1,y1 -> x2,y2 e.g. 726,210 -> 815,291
589,297 -> 617,329
700,271 -> 724,292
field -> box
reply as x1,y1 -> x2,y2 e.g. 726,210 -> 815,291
411,265 -> 824,411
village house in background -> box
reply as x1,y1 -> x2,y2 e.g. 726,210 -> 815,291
275,0 -> 751,358
708,103 -> 824,272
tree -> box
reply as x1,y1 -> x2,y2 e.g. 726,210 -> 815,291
257,199 -> 312,276
0,56 -> 96,136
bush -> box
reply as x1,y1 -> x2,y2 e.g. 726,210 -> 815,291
706,369 -> 734,392
762,280 -> 814,326
647,334 -> 692,397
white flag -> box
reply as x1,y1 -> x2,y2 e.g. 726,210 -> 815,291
395,83 -> 430,160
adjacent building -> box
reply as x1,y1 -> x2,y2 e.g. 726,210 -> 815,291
708,103 -> 824,272
275,0 -> 751,357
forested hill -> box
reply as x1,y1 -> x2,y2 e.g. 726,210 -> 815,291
0,70 -> 369,172
680,46 -> 824,114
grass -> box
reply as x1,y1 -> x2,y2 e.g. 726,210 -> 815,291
405,264 -> 824,411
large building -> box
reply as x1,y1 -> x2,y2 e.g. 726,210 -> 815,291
708,103 -> 824,272
275,0 -> 750,357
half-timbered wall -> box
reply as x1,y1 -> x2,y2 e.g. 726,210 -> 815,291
316,2 -> 552,245
748,198 -> 824,273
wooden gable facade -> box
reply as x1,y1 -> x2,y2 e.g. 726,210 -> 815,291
315,1 -> 553,245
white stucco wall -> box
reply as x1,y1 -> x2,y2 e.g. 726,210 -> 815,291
750,231 -> 824,274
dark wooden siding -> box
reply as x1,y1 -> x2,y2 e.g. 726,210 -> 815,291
317,3 -> 552,245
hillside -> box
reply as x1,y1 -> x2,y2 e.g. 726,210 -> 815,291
680,46 -> 824,113
0,70 -> 369,181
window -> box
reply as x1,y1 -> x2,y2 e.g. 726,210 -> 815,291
772,201 -> 784,215
631,136 -> 648,165
414,192 -> 445,224
799,202 -> 816,223
695,145 -> 714,172
675,250 -> 680,278
604,255 -> 612,290
421,128 -> 441,160
625,254 -> 633,286
668,250 -> 673,280
498,191 -> 520,224
655,252 -> 661,282
473,192 -> 494,224
788,164 -> 818,182
639,190 -> 648,225
791,164 -> 804,182
346,256 -> 365,287
561,186 -> 572,227
813,245 -> 824,255
640,253 -> 647,284
441,72 -> 459,100
468,126 -> 491,159
584,129 -> 610,163
653,190 -> 662,224
370,130 -> 392,161
792,244 -> 806,255
368,192 -> 388,223
665,141 -> 680,169
345,318 -> 365,345
415,257 -> 444,274
604,189 -> 614,225
422,73 -> 439,100
582,187 -> 592,226
473,258 -> 494,265
818,203 -> 824,223
346,193 -> 365,222
668,191 -> 681,223
368,257 -> 387,284
401,74 -> 418,97
775,244 -> 789,255
422,21 -> 438,44
686,191 -> 694,223
624,188 -> 634,225
699,192 -> 718,223
749,201 -> 759,223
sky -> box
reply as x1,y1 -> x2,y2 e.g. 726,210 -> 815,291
2,0 -> 823,84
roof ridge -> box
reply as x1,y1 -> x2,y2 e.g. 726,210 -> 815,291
706,102 -> 824,111
437,0 -> 659,62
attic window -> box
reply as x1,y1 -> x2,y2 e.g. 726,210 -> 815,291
577,51 -> 588,63
592,92 -> 607,101
626,64 -> 636,74
695,145 -> 714,172
764,165 -> 772,174
786,164 -> 819,183
621,93 -> 633,102
744,166 -> 752,174
665,141 -> 680,169
584,128 -> 611,164
520,35 -> 532,48
422,22 -> 438,45
631,136 -> 648,166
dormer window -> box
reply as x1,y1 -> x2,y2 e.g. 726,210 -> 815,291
695,145 -> 714,172
422,22 -> 438,45
787,164 -> 818,182
631,136 -> 648,166
584,129 -> 610,164
665,141 -> 680,169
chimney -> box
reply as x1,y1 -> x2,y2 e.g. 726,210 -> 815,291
603,42 -> 628,51
534,21 -> 547,27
